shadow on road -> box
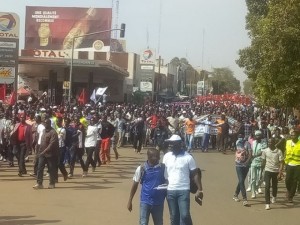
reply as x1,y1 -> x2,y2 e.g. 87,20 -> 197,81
0,215 -> 60,225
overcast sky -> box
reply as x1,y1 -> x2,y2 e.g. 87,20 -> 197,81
1,0 -> 250,81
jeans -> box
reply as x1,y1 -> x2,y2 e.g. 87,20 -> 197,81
264,171 -> 278,204
57,147 -> 68,179
68,146 -> 85,175
285,165 -> 300,199
94,140 -> 101,166
202,133 -> 210,151
37,154 -> 56,185
15,142 -> 27,174
185,134 -> 194,151
117,130 -> 125,147
235,166 -> 249,200
133,134 -> 143,152
85,147 -> 96,172
167,190 -> 192,225
140,202 -> 164,225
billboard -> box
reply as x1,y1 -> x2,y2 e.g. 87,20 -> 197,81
0,12 -> 19,84
25,6 -> 112,50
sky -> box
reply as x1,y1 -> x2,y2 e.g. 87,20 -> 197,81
1,0 -> 250,82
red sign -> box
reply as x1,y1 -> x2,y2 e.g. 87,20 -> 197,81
25,6 -> 112,50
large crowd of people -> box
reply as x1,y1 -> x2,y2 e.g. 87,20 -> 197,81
0,96 -> 300,219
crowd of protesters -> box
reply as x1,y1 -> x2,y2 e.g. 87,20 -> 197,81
0,96 -> 299,212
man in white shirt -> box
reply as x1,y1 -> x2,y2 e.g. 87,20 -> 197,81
163,135 -> 203,225
30,115 -> 45,177
201,115 -> 213,152
167,112 -> 179,134
83,117 -> 98,177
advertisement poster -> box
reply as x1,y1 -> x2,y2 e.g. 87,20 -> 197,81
25,6 -> 112,50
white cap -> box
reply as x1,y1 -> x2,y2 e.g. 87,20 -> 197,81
182,111 -> 186,113
40,108 -> 46,111
166,134 -> 182,142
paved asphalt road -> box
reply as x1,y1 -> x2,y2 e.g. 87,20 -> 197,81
0,147 -> 299,225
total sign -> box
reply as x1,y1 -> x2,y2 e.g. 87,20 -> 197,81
140,49 -> 155,65
0,12 -> 19,84
0,13 -> 19,38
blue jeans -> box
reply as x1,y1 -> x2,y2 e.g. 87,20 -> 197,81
202,133 -> 210,151
185,134 -> 194,151
140,202 -> 164,225
166,190 -> 192,225
235,166 -> 249,200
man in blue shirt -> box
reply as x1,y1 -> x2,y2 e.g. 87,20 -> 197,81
127,148 -> 166,225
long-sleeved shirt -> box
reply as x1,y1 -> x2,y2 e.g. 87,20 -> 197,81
84,125 -> 98,147
39,128 -> 59,157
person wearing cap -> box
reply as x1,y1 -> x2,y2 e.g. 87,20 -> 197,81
163,134 -> 203,225
250,130 -> 264,199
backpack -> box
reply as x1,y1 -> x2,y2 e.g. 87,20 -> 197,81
139,162 -> 166,184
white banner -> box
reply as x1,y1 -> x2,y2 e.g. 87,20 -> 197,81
140,81 -> 152,92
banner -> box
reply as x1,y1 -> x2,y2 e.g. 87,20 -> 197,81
25,6 -> 112,50
140,81 -> 152,92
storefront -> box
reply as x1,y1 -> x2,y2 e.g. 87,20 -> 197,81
18,55 -> 129,104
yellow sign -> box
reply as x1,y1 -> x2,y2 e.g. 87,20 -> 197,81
0,67 -> 14,77
63,81 -> 70,89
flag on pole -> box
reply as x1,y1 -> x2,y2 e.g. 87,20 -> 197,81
96,87 -> 108,96
8,91 -> 16,105
78,88 -> 87,105
0,84 -> 6,101
90,89 -> 97,103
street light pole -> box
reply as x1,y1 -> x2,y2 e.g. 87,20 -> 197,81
68,26 -> 125,103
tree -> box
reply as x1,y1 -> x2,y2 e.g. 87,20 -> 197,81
237,0 -> 300,107
243,79 -> 254,95
210,67 -> 241,94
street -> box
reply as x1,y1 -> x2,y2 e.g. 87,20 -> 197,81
0,147 -> 299,225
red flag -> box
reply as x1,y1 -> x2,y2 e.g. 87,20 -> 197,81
0,84 -> 6,101
78,88 -> 87,105
8,91 -> 16,105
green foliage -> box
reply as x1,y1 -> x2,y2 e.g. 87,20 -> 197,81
243,79 -> 254,95
210,67 -> 241,94
237,0 -> 300,107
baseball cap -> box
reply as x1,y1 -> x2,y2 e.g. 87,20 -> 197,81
166,134 -> 182,142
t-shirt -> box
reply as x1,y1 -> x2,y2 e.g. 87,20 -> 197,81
167,116 -> 179,133
37,124 -> 45,145
261,148 -> 283,172
133,162 -> 166,206
185,119 -> 196,135
56,127 -> 66,148
251,140 -> 264,167
163,151 -> 197,191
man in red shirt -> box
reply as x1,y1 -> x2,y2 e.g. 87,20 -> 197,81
10,114 -> 32,177
147,111 -> 159,143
